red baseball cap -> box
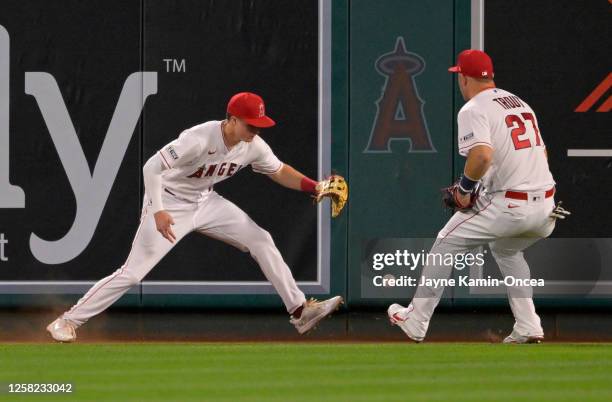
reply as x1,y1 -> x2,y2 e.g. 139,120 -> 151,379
448,49 -> 494,79
227,92 -> 275,128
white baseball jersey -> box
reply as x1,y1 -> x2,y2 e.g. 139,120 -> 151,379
457,88 -> 555,192
399,89 -> 560,342
62,120 -> 307,327
157,120 -> 283,202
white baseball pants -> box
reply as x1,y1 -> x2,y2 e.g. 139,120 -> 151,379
63,191 -> 307,326
408,189 -> 557,339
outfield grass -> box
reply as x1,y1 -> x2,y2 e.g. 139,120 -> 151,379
1,343 -> 611,401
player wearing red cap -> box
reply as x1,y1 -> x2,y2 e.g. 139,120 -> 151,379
46,92 -> 343,342
388,50 -> 569,344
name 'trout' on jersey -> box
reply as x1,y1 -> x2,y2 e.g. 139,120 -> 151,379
157,120 -> 283,202
457,88 -> 555,193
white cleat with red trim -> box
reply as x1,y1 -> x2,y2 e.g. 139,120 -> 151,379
46,318 -> 77,343
387,303 -> 424,343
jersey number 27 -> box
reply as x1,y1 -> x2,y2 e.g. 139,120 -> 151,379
505,113 -> 542,150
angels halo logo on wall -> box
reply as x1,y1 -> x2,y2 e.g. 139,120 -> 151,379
364,37 -> 435,153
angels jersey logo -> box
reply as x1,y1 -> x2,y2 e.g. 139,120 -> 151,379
364,37 -> 435,153
187,163 -> 243,178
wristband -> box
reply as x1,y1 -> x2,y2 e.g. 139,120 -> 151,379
458,174 -> 478,194
300,177 -> 318,194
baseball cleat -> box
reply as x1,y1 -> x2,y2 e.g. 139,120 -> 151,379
290,296 -> 343,335
46,318 -> 77,343
387,303 -> 424,343
502,330 -> 543,344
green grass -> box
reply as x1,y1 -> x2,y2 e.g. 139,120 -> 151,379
1,343 -> 611,401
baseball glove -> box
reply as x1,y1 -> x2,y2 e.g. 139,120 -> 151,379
315,175 -> 348,218
550,201 -> 571,220
441,179 -> 481,211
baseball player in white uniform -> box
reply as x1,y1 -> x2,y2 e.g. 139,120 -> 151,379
388,50 -> 569,343
47,92 -> 343,342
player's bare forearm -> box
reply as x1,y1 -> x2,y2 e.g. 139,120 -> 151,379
464,145 -> 493,180
453,145 -> 493,207
268,164 -> 311,192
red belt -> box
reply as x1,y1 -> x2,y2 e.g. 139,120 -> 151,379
505,187 -> 555,200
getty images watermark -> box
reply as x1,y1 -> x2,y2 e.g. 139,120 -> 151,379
357,238 -> 583,300
371,249 -> 545,288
